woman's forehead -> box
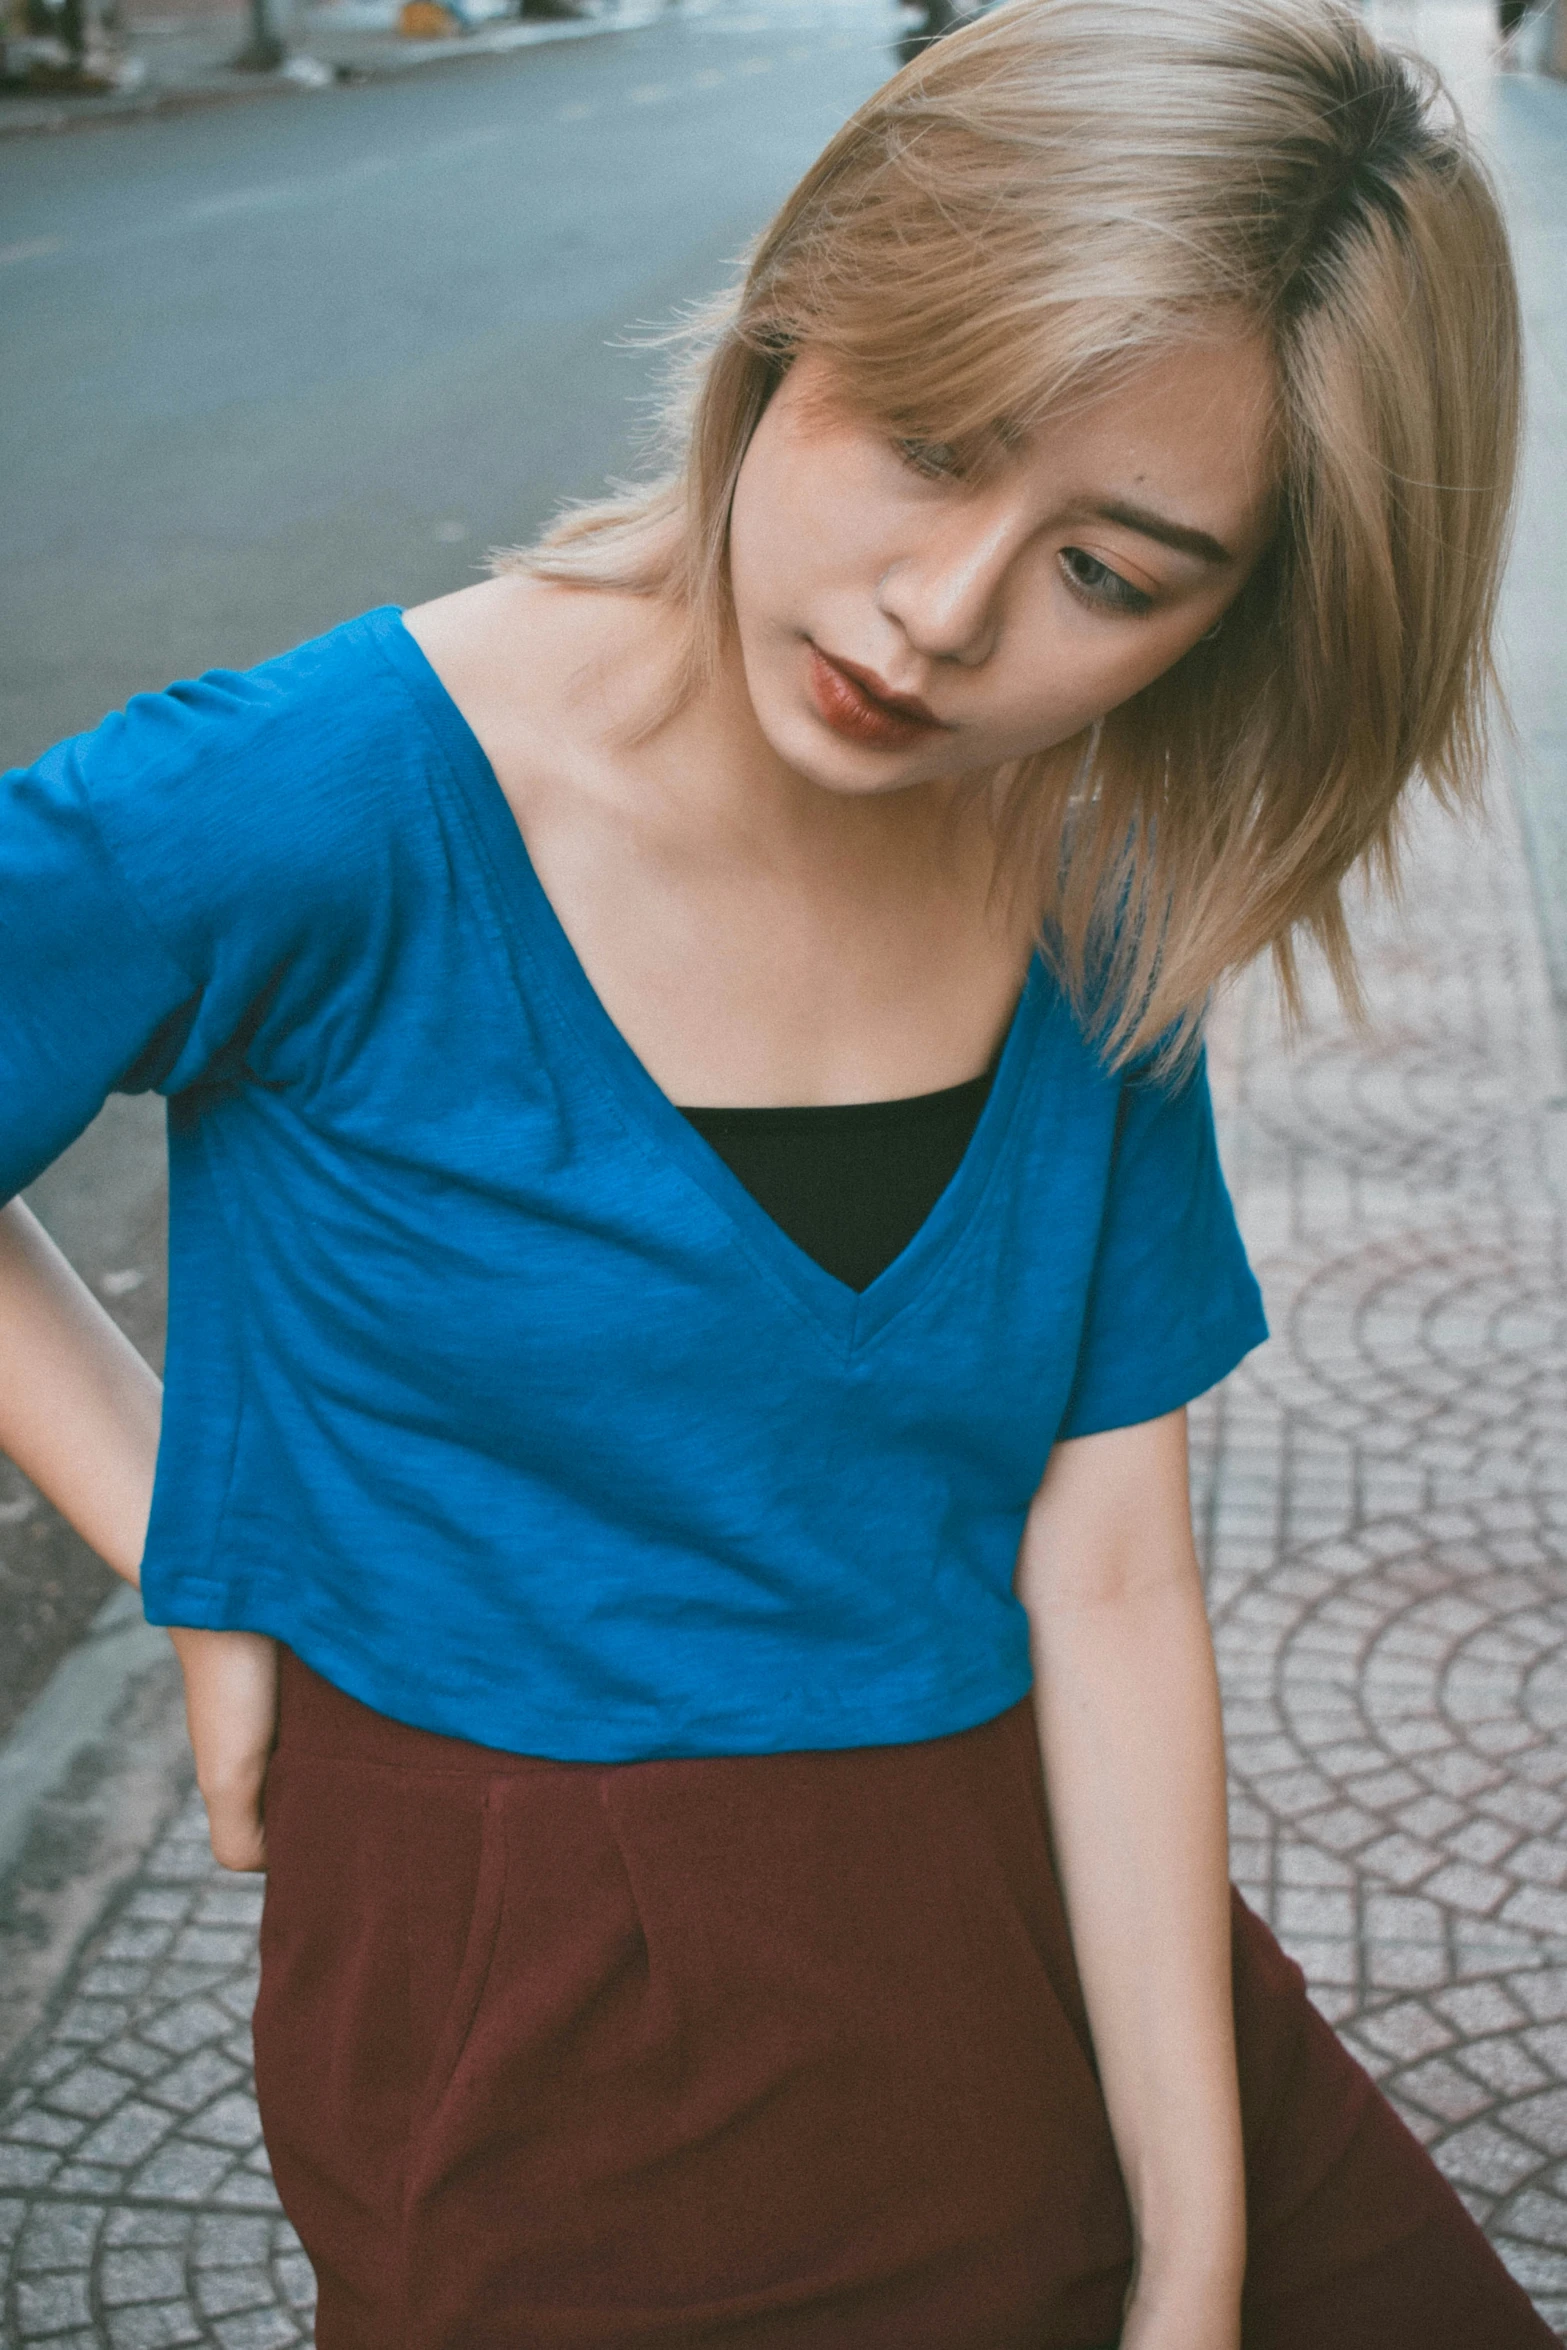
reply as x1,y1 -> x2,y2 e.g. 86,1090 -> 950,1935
1042,339 -> 1279,474
1028,341 -> 1281,552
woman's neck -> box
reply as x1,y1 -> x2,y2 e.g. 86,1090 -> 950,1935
402,572 -> 1033,1107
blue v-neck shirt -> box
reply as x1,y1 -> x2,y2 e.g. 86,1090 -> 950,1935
1,610 -> 1265,1760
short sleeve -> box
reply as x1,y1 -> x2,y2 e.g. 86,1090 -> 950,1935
1056,1050 -> 1266,1440
1,618 -> 404,1206
0,724 -> 207,1203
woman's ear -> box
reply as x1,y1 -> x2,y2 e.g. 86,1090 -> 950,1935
746,322 -> 801,409
751,320 -> 798,363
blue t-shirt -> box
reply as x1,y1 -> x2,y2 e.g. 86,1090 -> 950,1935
0,608 -> 1266,1761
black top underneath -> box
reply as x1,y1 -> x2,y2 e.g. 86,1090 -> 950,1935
679,1070 -> 994,1293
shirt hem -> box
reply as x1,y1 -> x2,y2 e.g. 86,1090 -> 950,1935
139,1580 -> 1032,1761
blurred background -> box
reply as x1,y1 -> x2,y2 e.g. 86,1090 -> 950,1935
2,2 -> 1567,2341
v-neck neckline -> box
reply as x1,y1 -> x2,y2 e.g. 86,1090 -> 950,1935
374,606 -> 1053,1355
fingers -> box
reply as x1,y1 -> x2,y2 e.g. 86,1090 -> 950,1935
199,1749 -> 272,1873
168,1627 -> 280,1873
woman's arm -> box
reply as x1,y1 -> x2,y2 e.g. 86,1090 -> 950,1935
1017,1407 -> 1244,2350
0,1195 -> 162,1581
0,1196 -> 276,1870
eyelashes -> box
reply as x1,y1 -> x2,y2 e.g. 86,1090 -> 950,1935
895,437 -> 964,481
1058,547 -> 1154,616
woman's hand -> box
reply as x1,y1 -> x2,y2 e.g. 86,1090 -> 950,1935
169,1626 -> 279,1872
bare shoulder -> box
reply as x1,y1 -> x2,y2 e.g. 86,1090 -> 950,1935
398,570 -> 664,830
404,569 -> 654,710
406,568 -> 587,728
401,571 -> 553,695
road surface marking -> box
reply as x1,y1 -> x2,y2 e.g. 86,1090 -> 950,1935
425,124 -> 509,155
629,81 -> 671,102
185,185 -> 302,222
0,238 -> 65,266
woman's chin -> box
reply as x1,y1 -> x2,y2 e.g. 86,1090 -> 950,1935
795,739 -> 941,798
751,699 -> 953,798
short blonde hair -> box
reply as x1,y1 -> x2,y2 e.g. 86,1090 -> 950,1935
510,0 -> 1521,1063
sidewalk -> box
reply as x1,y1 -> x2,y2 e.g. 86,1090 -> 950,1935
1,12 -> 1566,2350
1196,779 -> 1567,2326
0,0 -> 668,137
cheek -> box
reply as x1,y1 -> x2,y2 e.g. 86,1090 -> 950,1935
729,476 -> 817,642
1101,615 -> 1220,710
987,619 -> 1202,753
730,422 -> 891,627
724,471 -> 771,624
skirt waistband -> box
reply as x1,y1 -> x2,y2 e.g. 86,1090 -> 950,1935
274,1644 -> 1035,1782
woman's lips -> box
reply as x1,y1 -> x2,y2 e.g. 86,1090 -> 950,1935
807,646 -> 948,750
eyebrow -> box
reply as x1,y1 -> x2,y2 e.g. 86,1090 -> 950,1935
1085,498 -> 1235,568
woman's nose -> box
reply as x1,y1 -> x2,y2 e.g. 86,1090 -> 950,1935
874,507 -> 1018,666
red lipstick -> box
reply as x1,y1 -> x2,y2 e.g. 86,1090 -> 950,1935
807,646 -> 948,750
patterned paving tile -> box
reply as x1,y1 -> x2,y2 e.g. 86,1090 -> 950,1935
1196,777 -> 1567,2336
0,1794 -> 312,2346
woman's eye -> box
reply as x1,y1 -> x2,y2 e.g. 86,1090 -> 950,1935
895,438 -> 963,482
1060,547 -> 1154,615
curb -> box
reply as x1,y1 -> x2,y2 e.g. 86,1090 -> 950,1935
0,1579 -> 192,2079
0,1579 -> 173,1882
0,0 -> 665,135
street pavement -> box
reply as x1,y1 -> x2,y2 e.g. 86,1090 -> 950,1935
1197,780 -> 1567,2328
2,2 -> 1567,2342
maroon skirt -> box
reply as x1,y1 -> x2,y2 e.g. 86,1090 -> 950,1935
254,1651 -> 1554,2350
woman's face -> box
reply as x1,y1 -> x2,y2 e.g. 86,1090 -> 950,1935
725,337 -> 1279,795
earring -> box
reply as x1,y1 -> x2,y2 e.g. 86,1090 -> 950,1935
1199,615 -> 1225,643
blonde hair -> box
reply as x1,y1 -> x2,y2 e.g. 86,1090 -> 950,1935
506,0 -> 1520,1063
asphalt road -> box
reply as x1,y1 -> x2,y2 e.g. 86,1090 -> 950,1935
0,0 -> 898,1736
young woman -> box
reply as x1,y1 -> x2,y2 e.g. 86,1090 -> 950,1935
0,2 -> 1551,2343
